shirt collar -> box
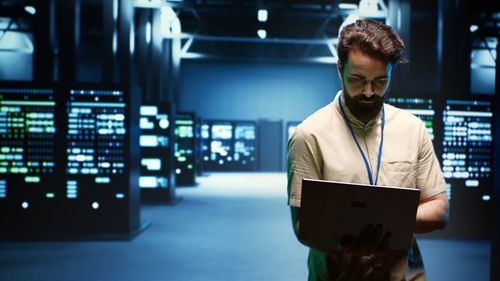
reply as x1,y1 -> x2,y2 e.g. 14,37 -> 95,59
334,91 -> 381,133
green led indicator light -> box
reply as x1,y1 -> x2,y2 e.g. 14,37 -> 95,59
25,176 -> 40,183
175,120 -> 193,125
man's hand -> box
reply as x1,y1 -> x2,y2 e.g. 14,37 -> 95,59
335,225 -> 393,281
343,224 -> 391,254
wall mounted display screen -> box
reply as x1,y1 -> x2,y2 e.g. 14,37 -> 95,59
139,104 -> 171,190
174,112 -> 196,186
387,97 -> 435,140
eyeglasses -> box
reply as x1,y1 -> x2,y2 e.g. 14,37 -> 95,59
346,76 -> 389,93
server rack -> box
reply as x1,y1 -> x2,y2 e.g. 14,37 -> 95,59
174,112 -> 196,186
139,103 -> 176,202
0,82 -> 141,240
199,120 -> 258,172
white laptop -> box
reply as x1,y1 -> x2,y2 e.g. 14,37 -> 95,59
298,179 -> 420,251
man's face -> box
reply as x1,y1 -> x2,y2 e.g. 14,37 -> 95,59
339,49 -> 393,123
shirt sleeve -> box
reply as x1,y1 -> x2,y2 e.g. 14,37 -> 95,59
287,127 -> 323,207
416,123 -> 446,199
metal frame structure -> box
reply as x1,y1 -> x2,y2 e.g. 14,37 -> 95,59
134,0 -> 389,62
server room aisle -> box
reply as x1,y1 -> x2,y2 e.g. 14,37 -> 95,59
140,172 -> 309,281
0,173 -> 490,281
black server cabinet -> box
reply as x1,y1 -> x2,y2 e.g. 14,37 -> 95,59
388,95 -> 494,240
436,99 -> 493,239
139,103 -> 176,202
174,112 -> 196,186
0,83 -> 141,239
200,120 -> 258,172
200,120 -> 211,173
0,86 -> 58,236
233,121 -> 257,171
195,116 -> 204,176
204,120 -> 234,171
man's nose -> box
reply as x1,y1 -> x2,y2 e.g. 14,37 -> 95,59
363,81 -> 375,97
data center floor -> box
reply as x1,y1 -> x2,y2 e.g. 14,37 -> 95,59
0,172 -> 490,281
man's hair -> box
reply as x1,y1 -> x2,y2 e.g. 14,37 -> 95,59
337,19 -> 407,67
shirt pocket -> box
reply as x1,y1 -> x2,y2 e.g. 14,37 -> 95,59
381,160 -> 416,188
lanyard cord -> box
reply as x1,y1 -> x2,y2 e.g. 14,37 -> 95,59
339,95 -> 385,186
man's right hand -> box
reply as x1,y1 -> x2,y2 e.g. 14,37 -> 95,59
335,224 -> 393,281
345,224 -> 391,254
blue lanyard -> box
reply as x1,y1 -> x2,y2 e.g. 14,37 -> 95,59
338,95 -> 385,186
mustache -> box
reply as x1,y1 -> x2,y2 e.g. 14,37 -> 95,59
343,91 -> 385,123
353,94 -> 383,103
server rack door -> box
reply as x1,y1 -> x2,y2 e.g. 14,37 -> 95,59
257,119 -> 283,172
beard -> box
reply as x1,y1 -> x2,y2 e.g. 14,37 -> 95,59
343,89 -> 386,123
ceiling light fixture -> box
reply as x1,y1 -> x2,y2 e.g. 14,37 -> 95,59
146,21 -> 152,44
338,3 -> 358,10
24,6 -> 36,15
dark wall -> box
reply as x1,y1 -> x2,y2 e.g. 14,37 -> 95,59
408,1 -> 440,94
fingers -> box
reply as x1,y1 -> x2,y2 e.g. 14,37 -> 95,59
351,224 -> 390,254
355,224 -> 374,252
372,224 -> 383,249
342,226 -> 393,281
377,231 -> 391,252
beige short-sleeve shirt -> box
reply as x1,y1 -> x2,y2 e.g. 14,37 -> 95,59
287,91 -> 446,281
288,92 -> 445,207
